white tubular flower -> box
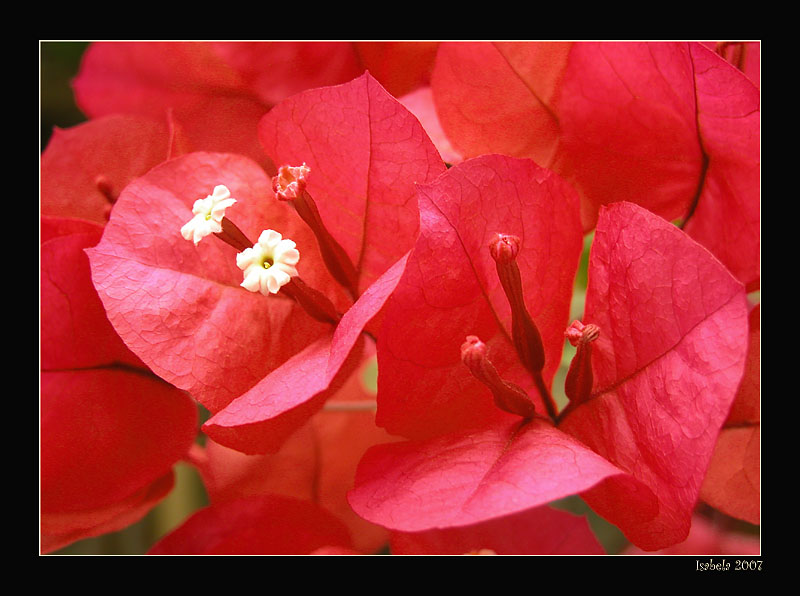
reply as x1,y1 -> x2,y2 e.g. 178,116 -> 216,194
180,185 -> 237,245
237,230 -> 300,295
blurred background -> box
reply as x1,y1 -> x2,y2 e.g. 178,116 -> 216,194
41,42 -> 88,149
40,41 -> 211,555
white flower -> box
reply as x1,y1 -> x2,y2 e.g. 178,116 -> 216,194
237,230 -> 300,295
180,185 -> 237,245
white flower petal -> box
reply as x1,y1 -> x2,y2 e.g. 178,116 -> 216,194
241,268 -> 263,292
236,229 -> 300,295
236,247 -> 256,269
258,229 -> 282,248
181,185 -> 237,245
180,218 -> 198,242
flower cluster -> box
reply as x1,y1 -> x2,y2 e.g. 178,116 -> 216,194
41,41 -> 759,555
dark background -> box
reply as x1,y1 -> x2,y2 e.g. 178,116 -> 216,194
40,42 -> 89,149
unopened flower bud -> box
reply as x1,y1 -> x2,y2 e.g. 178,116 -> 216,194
488,233 -> 557,420
95,175 -> 116,204
565,320 -> 600,346
460,335 -> 487,370
563,320 -> 600,410
272,162 -> 359,297
461,335 -> 536,419
489,233 -> 520,264
489,233 -> 545,374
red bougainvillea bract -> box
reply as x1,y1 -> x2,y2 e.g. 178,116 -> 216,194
41,41 -> 759,555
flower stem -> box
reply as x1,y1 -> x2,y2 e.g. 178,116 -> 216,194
322,400 -> 377,412
293,190 -> 360,298
213,217 -> 253,252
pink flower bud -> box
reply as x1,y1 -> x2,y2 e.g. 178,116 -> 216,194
460,335 -> 536,419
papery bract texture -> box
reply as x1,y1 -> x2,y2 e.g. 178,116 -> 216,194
351,196 -> 749,551
72,42 -> 439,172
199,353 -> 395,554
203,254 -> 408,454
390,505 -> 604,555
375,154 -> 582,439
398,86 -> 463,166
258,72 -> 447,296
73,42 -> 271,166
41,114 -> 188,224
41,219 -> 197,552
680,43 -> 760,291
559,202 -> 749,550
432,42 -> 760,289
348,418 -> 632,532
431,42 -> 571,168
700,304 -> 760,524
87,152 -> 342,414
148,495 -> 353,555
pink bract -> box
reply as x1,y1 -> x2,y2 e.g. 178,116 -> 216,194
348,157 -> 749,551
558,202 -> 749,550
258,72 -> 446,295
41,219 -> 197,552
198,352 -> 396,554
390,505 -> 605,555
431,41 -> 760,289
374,154 -> 582,439
700,304 -> 760,524
72,42 -> 439,172
41,114 -> 189,225
88,152 -> 335,415
88,73 -> 446,455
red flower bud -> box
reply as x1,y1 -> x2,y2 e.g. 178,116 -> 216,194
565,320 -> 600,347
461,335 -> 536,419
272,163 -> 359,298
488,232 -> 557,420
563,320 -> 600,411
489,233 -> 520,263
